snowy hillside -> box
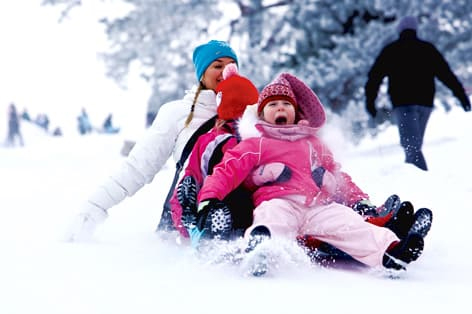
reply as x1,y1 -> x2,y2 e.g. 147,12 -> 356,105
0,106 -> 470,314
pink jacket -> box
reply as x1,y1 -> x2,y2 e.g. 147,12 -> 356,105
199,121 -> 368,207
170,123 -> 239,236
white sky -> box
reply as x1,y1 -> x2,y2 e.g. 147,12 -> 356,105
0,0 -> 150,136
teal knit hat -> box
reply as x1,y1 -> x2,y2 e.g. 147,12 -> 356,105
192,40 -> 238,82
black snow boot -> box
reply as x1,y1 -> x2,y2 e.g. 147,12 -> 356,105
177,176 -> 198,230
384,201 -> 415,239
244,225 -> 272,277
383,232 -> 424,270
197,199 -> 233,241
245,225 -> 271,253
408,207 -> 433,238
377,194 -> 402,217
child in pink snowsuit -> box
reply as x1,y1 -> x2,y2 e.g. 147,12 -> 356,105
197,73 -> 425,271
172,64 -> 397,251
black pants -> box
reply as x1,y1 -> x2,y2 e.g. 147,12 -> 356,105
393,105 -> 432,171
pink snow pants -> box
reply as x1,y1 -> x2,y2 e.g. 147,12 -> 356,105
245,196 -> 400,267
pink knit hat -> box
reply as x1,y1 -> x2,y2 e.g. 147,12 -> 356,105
258,73 -> 326,128
258,76 -> 298,115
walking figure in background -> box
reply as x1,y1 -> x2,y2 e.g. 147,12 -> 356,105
6,103 -> 24,147
365,16 -> 471,171
77,108 -> 92,135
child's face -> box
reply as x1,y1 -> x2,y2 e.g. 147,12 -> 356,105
261,100 -> 296,125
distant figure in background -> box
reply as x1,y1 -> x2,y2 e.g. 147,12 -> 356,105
102,113 -> 120,134
365,16 -> 471,171
6,103 -> 24,147
35,113 -> 50,131
21,108 -> 31,121
52,127 -> 63,137
77,108 -> 92,135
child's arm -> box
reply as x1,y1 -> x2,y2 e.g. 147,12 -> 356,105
198,139 -> 261,202
317,139 -> 369,207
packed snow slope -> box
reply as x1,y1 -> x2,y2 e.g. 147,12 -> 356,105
0,107 -> 470,314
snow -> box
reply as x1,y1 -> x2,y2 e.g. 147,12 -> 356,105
0,1 -> 150,140
1,105 -> 470,314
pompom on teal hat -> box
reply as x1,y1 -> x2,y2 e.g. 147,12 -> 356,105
192,40 -> 238,82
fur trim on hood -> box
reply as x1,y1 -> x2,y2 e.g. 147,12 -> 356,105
237,103 -> 261,140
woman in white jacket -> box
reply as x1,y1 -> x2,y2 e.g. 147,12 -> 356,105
67,40 -> 239,241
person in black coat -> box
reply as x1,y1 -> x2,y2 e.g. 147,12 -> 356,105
365,16 -> 471,171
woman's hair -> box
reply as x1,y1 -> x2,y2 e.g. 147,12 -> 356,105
214,118 -> 237,137
184,82 -> 204,127
215,118 -> 229,130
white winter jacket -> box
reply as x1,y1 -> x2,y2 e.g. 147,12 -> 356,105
86,86 -> 218,212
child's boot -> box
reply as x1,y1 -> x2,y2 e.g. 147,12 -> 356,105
409,207 -> 433,238
245,225 -> 271,253
384,201 -> 415,239
244,225 -> 272,276
382,232 -> 424,270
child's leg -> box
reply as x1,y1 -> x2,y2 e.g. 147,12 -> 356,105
244,198 -> 301,240
301,203 -> 399,267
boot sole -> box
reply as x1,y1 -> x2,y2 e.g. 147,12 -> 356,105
206,206 -> 232,240
378,194 -> 401,217
409,208 -> 433,238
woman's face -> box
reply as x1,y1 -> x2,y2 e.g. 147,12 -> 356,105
261,99 -> 296,125
201,57 -> 236,91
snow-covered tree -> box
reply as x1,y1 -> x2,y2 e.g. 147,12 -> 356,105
42,0 -> 472,141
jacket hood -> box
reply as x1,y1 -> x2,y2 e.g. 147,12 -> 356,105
237,104 -> 261,140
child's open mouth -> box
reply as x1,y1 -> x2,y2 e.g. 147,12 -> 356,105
275,116 -> 287,125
